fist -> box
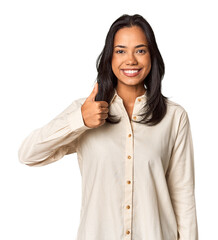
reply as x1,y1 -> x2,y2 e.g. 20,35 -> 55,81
81,82 -> 109,128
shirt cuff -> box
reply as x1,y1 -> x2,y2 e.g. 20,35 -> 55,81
67,105 -> 92,132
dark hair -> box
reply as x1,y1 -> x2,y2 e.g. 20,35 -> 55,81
95,14 -> 168,126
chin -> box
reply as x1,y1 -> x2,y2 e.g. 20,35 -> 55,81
120,79 -> 143,86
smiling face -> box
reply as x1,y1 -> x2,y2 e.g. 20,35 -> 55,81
112,26 -> 151,88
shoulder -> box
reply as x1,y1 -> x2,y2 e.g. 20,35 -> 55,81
163,98 -> 192,139
165,98 -> 189,123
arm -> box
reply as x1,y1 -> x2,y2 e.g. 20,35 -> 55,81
18,98 -> 91,167
166,110 -> 198,240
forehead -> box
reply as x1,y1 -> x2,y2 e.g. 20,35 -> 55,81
113,26 -> 147,45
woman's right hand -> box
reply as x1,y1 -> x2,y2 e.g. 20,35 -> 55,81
81,82 -> 109,129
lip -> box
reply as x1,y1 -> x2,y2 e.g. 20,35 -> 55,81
121,68 -> 142,77
122,68 -> 142,70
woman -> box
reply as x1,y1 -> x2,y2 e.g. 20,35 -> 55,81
18,14 -> 198,240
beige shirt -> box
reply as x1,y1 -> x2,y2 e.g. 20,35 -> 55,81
18,88 -> 198,240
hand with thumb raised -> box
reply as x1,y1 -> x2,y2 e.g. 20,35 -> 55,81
81,82 -> 109,129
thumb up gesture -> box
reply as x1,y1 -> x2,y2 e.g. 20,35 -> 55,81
81,82 -> 109,129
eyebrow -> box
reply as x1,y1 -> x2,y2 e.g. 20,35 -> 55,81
114,44 -> 147,49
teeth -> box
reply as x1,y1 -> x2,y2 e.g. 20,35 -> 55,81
123,70 -> 139,73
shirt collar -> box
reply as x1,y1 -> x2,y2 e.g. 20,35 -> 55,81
109,88 -> 147,105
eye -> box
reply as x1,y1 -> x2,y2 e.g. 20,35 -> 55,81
115,49 -> 146,54
115,50 -> 125,54
137,49 -> 146,54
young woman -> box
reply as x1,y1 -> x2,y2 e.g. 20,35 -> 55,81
18,14 -> 198,240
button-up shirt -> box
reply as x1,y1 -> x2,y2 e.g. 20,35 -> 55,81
18,88 -> 198,240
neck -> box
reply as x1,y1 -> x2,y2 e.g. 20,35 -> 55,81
116,84 -> 146,106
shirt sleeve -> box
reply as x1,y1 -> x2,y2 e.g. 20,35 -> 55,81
166,110 -> 198,240
18,98 -> 92,167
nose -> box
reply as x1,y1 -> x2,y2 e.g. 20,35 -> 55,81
125,53 -> 138,65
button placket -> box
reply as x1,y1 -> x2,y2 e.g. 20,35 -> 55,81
117,95 -> 143,239
124,127 -> 134,239
132,97 -> 142,122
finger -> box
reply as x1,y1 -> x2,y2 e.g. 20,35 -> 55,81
97,101 -> 109,108
87,82 -> 98,102
99,107 -> 109,113
99,113 -> 108,120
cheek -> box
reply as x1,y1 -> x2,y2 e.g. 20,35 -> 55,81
142,55 -> 151,67
111,57 -> 120,71
146,53 -> 151,64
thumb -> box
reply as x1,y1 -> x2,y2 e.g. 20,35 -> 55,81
88,82 -> 98,101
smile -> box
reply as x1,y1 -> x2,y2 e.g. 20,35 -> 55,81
121,68 -> 142,77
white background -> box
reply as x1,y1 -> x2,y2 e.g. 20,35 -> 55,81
0,0 -> 217,239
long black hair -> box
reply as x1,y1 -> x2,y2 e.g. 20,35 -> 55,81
95,14 -> 168,126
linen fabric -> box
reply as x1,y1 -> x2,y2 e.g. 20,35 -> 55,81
18,88 -> 198,240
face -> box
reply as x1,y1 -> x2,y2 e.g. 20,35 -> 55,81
112,26 -> 151,88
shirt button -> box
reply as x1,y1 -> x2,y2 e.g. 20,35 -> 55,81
127,155 -> 131,159
128,133 -> 131,137
127,180 -> 131,184
126,230 -> 130,235
126,205 -> 130,209
133,116 -> 137,120
138,98 -> 141,102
